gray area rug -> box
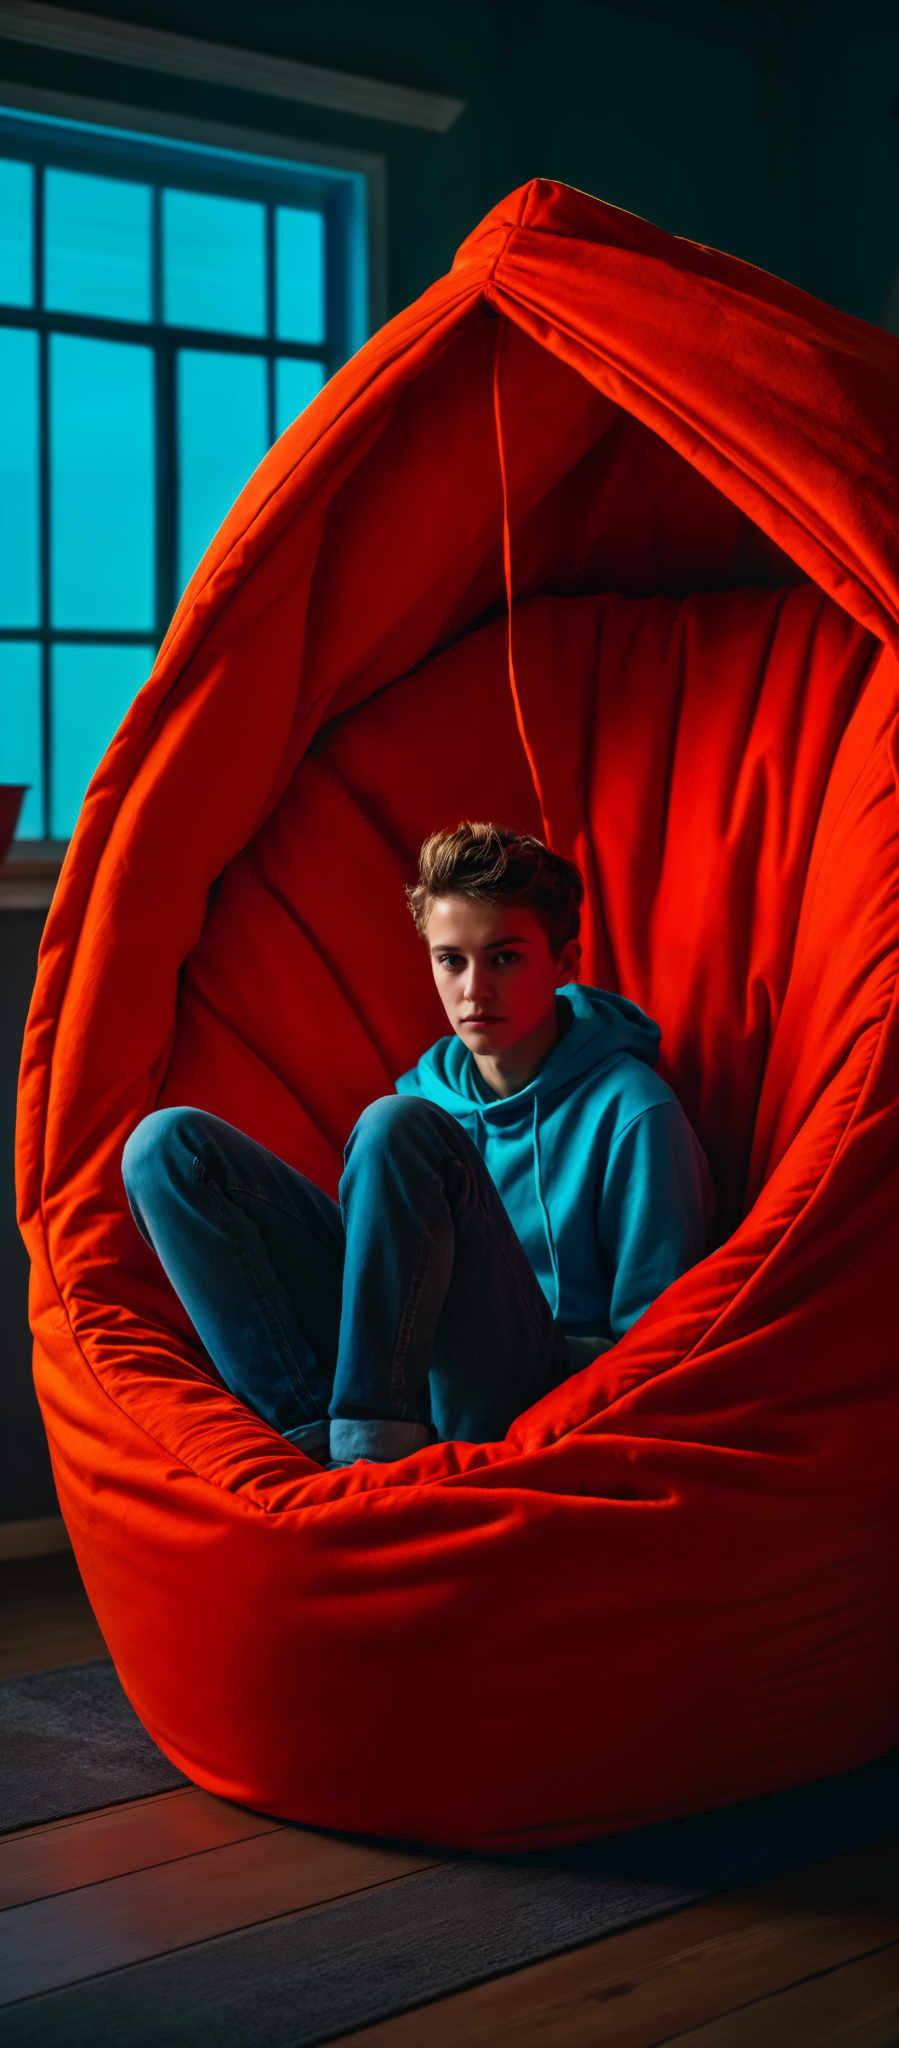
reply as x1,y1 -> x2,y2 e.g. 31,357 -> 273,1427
0,1660 -> 190,1830
5,1857 -> 711,2046
3,1658 -> 898,2046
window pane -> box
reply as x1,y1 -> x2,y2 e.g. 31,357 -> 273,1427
50,334 -> 155,631
177,350 -> 267,590
275,207 -> 325,344
0,641 -> 42,838
0,157 -> 33,306
45,168 -> 151,323
275,357 -> 327,439
0,327 -> 39,626
164,189 -> 265,336
50,641 -> 156,840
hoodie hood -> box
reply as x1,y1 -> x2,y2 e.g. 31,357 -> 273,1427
393,981 -> 713,1342
394,984 -> 664,1331
397,983 -> 661,1123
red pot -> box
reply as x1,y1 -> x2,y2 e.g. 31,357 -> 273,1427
0,785 -> 29,864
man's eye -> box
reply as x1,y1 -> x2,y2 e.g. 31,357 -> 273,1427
438,952 -> 518,966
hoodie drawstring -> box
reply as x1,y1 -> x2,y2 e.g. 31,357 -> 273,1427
492,313 -> 554,850
530,1095 -> 561,1318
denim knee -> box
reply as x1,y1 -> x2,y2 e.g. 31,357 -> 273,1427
344,1093 -> 441,1158
353,1094 -> 436,1134
121,1106 -> 203,1195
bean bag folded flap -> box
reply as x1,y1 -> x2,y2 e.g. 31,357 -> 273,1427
478,182 -> 899,650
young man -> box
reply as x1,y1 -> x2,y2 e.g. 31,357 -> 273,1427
121,820 -> 715,1472
391,819 -> 716,1410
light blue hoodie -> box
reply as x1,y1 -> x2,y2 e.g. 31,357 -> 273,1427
394,982 -> 716,1356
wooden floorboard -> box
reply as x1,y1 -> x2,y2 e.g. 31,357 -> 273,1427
661,1939 -> 899,2046
2,1551 -> 109,1676
0,1783 -> 439,1916
2,1553 -> 898,2043
1,1787 -> 277,1908
2,1826 -> 445,2002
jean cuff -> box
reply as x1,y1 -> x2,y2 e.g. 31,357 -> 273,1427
283,1418 -> 330,1457
328,1417 -> 436,1463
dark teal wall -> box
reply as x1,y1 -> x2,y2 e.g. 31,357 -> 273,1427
781,3 -> 899,326
2,0 -> 897,1526
1,0 -> 896,322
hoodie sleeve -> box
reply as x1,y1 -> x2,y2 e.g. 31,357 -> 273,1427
597,1100 -> 715,1340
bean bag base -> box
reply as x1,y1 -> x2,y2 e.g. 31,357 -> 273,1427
15,178 -> 899,1851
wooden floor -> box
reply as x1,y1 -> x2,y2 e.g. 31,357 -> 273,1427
3,1550 -> 899,2044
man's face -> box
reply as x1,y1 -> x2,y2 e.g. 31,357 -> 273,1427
425,894 -> 579,1053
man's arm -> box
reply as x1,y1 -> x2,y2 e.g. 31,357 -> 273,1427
597,1100 -> 715,1342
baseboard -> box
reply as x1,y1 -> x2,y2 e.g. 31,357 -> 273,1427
0,1515 -> 73,1559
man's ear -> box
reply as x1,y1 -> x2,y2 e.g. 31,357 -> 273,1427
560,938 -> 581,982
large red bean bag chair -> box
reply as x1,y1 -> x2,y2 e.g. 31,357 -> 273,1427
15,178 -> 899,1853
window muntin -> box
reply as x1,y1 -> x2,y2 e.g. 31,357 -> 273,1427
0,104 -> 367,849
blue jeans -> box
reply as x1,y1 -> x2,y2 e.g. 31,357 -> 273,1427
120,1095 -> 577,1466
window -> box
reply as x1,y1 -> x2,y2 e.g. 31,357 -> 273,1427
0,101 -> 371,851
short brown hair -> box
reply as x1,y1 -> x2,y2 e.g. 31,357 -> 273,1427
405,820 -> 583,958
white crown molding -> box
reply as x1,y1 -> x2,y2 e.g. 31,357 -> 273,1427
0,1 -> 467,132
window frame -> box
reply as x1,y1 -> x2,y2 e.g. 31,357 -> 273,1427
0,81 -> 385,878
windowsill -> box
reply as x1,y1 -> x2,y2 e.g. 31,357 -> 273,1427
0,850 -> 65,910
